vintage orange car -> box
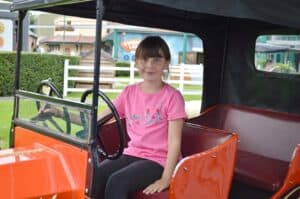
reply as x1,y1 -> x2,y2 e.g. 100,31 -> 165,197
0,0 -> 299,198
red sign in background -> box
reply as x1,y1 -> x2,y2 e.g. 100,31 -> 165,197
0,22 -> 5,48
0,37 -> 4,48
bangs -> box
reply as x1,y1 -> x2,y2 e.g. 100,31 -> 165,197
136,48 -> 165,59
135,36 -> 171,60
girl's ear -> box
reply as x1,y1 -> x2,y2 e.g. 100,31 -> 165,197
164,60 -> 170,69
163,66 -> 169,80
163,61 -> 170,80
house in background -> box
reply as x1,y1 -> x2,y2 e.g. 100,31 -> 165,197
39,34 -> 94,56
36,15 -> 113,58
256,35 -> 300,72
38,16 -> 94,56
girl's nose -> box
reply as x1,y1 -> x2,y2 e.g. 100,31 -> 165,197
144,60 -> 153,68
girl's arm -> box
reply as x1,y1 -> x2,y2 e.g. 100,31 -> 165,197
143,118 -> 184,194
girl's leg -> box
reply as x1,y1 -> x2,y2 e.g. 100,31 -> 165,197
91,155 -> 141,199
105,159 -> 164,199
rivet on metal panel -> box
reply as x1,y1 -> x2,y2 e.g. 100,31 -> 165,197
183,167 -> 188,172
211,155 -> 217,158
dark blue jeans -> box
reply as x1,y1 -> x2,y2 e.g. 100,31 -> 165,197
91,154 -> 164,199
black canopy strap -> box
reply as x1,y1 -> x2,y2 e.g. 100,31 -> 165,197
10,10 -> 27,148
218,18 -> 230,104
85,0 -> 105,197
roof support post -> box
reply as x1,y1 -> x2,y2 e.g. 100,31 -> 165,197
91,0 -> 104,143
10,10 -> 27,147
85,0 -> 104,197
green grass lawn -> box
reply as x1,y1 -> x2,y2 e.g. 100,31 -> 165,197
0,99 -> 13,149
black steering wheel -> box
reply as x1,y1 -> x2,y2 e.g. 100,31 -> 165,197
80,89 -> 125,160
32,79 -> 71,134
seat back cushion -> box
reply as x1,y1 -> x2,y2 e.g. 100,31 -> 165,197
181,123 -> 233,157
189,104 -> 300,161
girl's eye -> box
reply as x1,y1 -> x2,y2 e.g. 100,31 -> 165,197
153,58 -> 163,63
136,59 -> 145,64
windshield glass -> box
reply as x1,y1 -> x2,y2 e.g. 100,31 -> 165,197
15,90 -> 92,143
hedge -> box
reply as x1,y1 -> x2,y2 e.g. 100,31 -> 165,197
0,52 -> 80,96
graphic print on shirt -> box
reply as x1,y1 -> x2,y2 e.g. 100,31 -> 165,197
127,104 -> 163,127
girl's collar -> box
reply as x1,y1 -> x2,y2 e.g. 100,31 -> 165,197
137,82 -> 167,95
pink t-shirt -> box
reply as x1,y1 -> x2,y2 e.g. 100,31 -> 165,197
113,83 -> 187,167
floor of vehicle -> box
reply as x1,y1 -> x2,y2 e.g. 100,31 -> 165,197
229,180 -> 273,199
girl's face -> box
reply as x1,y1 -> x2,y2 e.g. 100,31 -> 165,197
135,57 -> 169,82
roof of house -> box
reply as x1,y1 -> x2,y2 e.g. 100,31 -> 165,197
39,35 -> 95,44
255,43 -> 290,53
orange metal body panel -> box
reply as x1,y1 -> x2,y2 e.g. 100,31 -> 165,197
169,133 -> 238,199
0,126 -> 238,199
0,127 -> 88,199
271,144 -> 300,198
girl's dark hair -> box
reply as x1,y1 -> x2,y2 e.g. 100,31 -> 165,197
135,36 -> 171,61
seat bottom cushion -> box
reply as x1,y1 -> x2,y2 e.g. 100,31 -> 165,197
132,190 -> 168,199
235,150 -> 289,192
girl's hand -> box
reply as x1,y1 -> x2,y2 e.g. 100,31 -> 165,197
142,177 -> 170,195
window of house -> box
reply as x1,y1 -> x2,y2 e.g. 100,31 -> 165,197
48,44 -> 60,51
255,35 -> 300,74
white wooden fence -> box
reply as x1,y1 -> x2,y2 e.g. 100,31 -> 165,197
63,59 -> 203,96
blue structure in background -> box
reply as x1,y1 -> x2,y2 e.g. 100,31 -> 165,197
105,29 -> 202,65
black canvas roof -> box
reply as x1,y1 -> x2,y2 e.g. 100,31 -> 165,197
11,0 -> 300,30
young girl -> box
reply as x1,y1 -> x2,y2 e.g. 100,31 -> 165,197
92,36 -> 187,199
